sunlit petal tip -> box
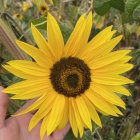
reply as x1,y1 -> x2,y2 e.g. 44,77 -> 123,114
126,49 -> 132,54
16,40 -> 25,50
2,64 -> 6,68
15,39 -> 21,45
2,65 -> 10,72
119,34 -> 123,38
11,111 -> 24,117
40,134 -> 44,140
119,104 -> 126,109
28,123 -> 35,132
31,23 -> 36,30
10,95 -> 19,99
118,111 -> 123,116
85,11 -> 92,19
47,12 -> 53,19
127,92 -> 132,96
89,125 -> 92,132
128,79 -> 134,84
122,105 -> 126,110
1,88 -> 11,94
99,123 -> 103,128
116,34 -> 123,40
11,114 -> 17,117
111,30 -> 117,34
107,25 -> 113,31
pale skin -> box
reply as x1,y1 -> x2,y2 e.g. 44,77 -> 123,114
0,86 -> 70,140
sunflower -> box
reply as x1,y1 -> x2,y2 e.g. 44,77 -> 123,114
37,1 -> 48,16
3,12 -> 133,139
13,13 -> 23,20
35,0 -> 53,16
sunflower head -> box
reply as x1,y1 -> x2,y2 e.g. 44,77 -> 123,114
3,12 -> 134,139
35,0 -> 50,16
13,13 -> 23,20
50,56 -> 91,97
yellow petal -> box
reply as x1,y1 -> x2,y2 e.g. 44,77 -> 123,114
47,13 -> 64,59
71,99 -> 84,137
85,90 -> 117,116
105,85 -> 131,96
92,74 -> 134,85
91,83 -> 125,108
31,24 -> 55,61
75,96 -> 92,131
82,95 -> 102,127
69,98 -> 79,137
88,50 -> 131,69
2,65 -> 34,79
40,115 -> 49,140
110,104 -> 123,115
7,60 -> 49,76
65,12 -> 92,57
120,56 -> 132,63
16,40 -> 52,68
47,94 -> 65,135
11,87 -> 49,100
3,78 -> 51,94
93,63 -> 133,74
58,97 -> 69,130
80,35 -> 122,61
87,26 -> 114,48
14,95 -> 47,116
64,14 -> 85,57
2,78 -> 50,93
28,92 -> 56,131
64,17 -> 86,57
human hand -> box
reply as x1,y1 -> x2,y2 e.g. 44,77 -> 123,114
0,86 -> 70,140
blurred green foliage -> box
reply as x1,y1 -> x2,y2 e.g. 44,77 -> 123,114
0,0 -> 140,140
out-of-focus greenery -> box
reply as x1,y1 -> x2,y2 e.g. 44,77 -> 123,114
0,0 -> 140,140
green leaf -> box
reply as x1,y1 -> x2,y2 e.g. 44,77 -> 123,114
125,0 -> 140,13
60,20 -> 73,43
66,5 -> 78,23
94,0 -> 111,8
110,0 -> 125,12
94,1 -> 111,16
123,0 -> 140,23
31,16 -> 47,30
133,4 -> 140,19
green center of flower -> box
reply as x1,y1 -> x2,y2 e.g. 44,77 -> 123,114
50,57 -> 91,97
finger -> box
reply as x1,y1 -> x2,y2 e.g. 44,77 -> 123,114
0,86 -> 9,129
52,124 -> 70,140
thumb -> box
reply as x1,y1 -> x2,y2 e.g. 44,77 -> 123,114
0,86 -> 9,129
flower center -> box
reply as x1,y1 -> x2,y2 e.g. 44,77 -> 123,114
67,74 -> 79,88
50,57 -> 91,97
40,6 -> 47,11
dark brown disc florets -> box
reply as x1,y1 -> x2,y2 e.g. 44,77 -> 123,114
50,57 -> 91,97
